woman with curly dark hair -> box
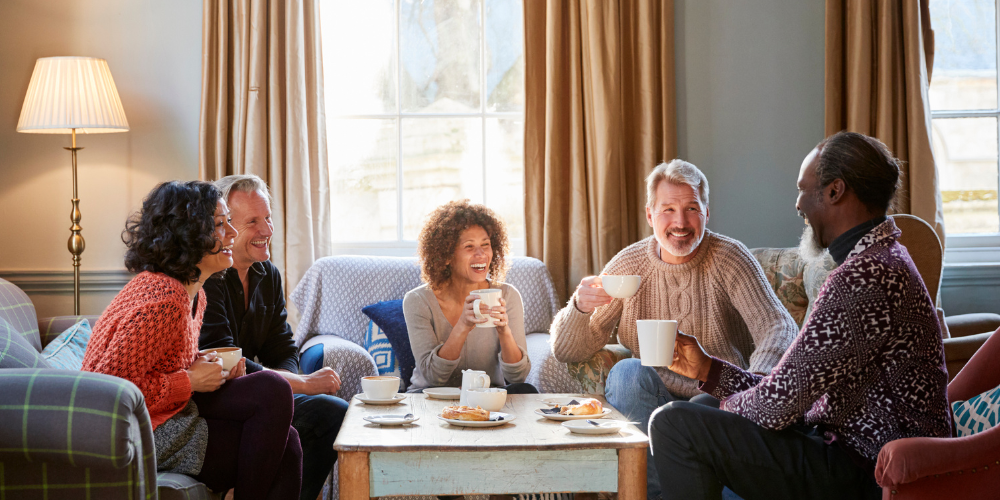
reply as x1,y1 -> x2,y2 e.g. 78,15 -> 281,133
403,199 -> 536,393
82,181 -> 301,500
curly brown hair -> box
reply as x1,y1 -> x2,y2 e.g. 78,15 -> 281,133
417,200 -> 509,290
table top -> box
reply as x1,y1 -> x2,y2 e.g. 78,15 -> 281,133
333,393 -> 649,453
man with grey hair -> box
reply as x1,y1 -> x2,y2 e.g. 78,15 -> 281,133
199,174 -> 347,500
549,159 -> 798,500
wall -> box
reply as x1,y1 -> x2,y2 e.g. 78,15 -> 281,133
675,0 -> 826,249
0,0 -> 202,318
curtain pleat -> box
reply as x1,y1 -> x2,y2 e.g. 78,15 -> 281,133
524,0 -> 676,303
199,0 -> 331,313
825,0 -> 944,244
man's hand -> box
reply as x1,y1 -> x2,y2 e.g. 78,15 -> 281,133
294,367 -> 342,396
224,358 -> 246,380
574,276 -> 613,313
187,353 -> 226,392
669,331 -> 712,382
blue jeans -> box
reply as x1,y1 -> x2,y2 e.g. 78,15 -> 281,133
605,358 -> 725,500
291,394 -> 348,500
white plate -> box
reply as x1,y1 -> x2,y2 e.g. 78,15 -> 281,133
534,408 -> 614,421
438,412 -> 516,427
363,414 -> 419,426
539,397 -> 587,407
424,387 -> 462,400
355,394 -> 407,405
562,419 -> 625,435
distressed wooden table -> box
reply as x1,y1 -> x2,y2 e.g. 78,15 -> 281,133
334,393 -> 648,499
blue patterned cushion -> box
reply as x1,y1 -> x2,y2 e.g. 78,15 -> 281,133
953,385 -> 1000,437
39,319 -> 91,370
361,300 -> 415,390
362,320 -> 401,378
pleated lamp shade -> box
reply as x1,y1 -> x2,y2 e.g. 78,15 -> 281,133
17,56 -> 129,134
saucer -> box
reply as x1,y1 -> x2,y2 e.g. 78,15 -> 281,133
363,414 -> 419,426
438,412 -> 516,427
562,419 -> 625,435
535,408 -> 613,421
423,387 -> 462,400
355,394 -> 407,405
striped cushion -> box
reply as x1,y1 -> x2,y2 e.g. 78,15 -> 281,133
40,318 -> 92,370
0,316 -> 50,369
953,385 -> 1000,437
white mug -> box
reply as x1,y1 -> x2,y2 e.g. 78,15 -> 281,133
636,320 -> 678,367
471,289 -> 502,328
459,369 -> 491,406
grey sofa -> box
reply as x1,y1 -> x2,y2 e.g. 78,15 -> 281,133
0,277 -> 213,500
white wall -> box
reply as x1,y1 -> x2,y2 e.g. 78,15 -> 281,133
0,0 -> 202,317
675,0 -> 826,249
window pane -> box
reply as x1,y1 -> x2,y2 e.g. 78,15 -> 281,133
322,0 -> 396,115
929,0 -> 997,111
486,0 -> 524,112
329,119 -> 398,241
401,117 -> 484,239
932,117 -> 999,234
485,117 -> 524,240
401,0 -> 482,113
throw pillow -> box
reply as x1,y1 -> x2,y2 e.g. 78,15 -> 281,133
361,300 -> 415,390
0,316 -> 51,369
952,384 -> 1000,437
39,319 -> 92,371
363,319 -> 401,379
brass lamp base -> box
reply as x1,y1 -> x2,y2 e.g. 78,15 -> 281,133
65,129 -> 85,316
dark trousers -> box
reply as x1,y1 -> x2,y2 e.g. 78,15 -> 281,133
192,371 -> 302,500
292,393 -> 349,500
649,402 -> 881,500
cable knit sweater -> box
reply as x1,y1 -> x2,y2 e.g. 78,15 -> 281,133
701,219 -> 952,469
550,231 -> 798,397
83,272 -> 205,430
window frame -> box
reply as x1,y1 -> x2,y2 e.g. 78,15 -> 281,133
326,0 -> 526,256
936,0 -> 1000,264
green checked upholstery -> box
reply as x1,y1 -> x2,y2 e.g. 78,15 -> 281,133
0,277 -> 215,500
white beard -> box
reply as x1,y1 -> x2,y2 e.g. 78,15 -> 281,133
797,225 -> 827,263
661,230 -> 704,258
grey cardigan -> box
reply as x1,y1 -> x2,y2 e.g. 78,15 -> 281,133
402,282 -> 530,390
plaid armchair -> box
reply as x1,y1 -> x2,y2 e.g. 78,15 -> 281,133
0,277 -> 213,500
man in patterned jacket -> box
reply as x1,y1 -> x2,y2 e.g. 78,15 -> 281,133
649,131 -> 952,500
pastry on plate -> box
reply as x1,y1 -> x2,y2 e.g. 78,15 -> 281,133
442,405 -> 490,421
559,398 -> 603,415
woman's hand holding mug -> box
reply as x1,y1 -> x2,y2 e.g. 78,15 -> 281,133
188,352 -> 227,392
457,293 -> 491,331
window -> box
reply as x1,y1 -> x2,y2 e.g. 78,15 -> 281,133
321,0 -> 525,254
929,0 -> 1000,237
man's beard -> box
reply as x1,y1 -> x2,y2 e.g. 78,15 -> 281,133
662,228 -> 704,258
798,224 -> 827,263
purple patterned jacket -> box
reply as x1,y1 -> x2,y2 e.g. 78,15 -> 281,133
701,218 -> 952,469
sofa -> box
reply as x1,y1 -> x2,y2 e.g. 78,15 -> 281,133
0,277 -> 214,500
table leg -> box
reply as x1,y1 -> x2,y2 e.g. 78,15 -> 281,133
618,448 -> 646,500
339,451 -> 371,500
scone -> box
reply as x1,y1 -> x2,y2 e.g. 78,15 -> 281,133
559,398 -> 603,415
442,405 -> 490,421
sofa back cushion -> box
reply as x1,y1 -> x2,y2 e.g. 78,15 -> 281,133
0,277 -> 41,352
292,256 -> 561,348
0,316 -> 50,369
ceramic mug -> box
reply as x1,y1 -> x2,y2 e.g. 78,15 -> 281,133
601,275 -> 642,299
471,289 -> 502,328
636,320 -> 678,367
459,369 -> 491,406
361,375 -> 400,400
209,347 -> 243,372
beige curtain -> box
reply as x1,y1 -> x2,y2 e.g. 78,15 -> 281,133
200,0 -> 331,303
825,0 -> 945,243
524,0 -> 676,303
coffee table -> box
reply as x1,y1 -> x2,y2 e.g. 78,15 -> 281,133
334,393 -> 648,499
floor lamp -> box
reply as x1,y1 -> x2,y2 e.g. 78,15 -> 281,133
17,57 -> 129,315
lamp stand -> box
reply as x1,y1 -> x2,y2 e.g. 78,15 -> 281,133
65,128 -> 85,315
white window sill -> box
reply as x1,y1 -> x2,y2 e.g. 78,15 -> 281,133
944,234 -> 1000,266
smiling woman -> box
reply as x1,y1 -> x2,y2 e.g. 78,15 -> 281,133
402,199 -> 537,394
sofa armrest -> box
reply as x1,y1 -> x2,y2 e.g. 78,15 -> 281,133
875,425 -> 1000,488
0,369 -> 155,476
37,315 -> 101,348
943,332 -> 994,382
946,313 -> 1000,339
302,334 -> 379,400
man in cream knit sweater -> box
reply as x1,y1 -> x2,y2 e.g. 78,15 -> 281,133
548,159 -> 798,500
